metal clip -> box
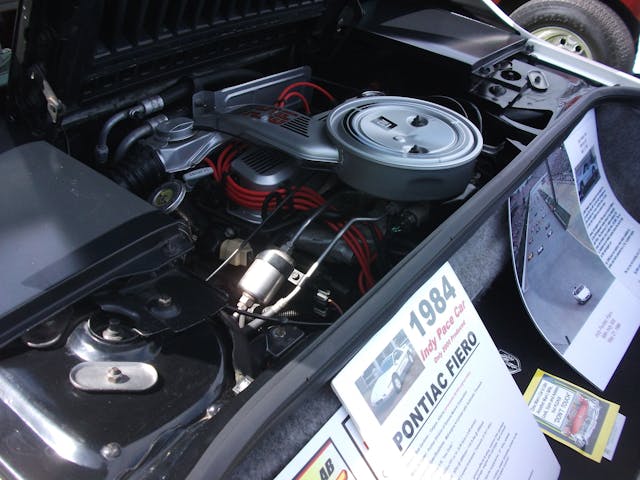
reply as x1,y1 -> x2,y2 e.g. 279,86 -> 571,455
41,77 -> 62,123
232,374 -> 254,395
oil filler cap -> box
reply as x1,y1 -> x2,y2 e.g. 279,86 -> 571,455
156,117 -> 195,142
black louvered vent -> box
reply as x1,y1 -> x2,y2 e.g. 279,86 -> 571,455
95,0 -> 324,58
231,147 -> 296,189
77,0 -> 325,103
82,25 -> 297,101
10,0 -> 327,127
18,0 -> 325,111
242,149 -> 287,175
281,115 -> 311,137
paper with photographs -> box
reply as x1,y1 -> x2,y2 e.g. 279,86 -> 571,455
508,109 -> 640,390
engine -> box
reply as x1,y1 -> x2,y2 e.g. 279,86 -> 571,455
0,56 -> 588,478
104,68 -> 489,328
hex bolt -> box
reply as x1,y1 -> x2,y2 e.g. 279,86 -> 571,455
271,326 -> 286,338
107,367 -> 125,384
156,294 -> 173,308
410,115 -> 429,127
290,272 -> 301,281
102,319 -> 124,342
100,442 -> 121,460
206,404 -> 222,418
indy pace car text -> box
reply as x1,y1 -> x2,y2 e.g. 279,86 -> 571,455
393,274 -> 478,452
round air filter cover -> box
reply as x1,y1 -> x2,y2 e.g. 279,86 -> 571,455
327,96 -> 482,200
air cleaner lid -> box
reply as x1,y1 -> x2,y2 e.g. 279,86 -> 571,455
327,96 -> 482,170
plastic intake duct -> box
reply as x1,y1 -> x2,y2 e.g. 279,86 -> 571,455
195,96 -> 482,201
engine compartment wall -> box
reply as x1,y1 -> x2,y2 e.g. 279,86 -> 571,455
184,87 -> 640,480
595,103 -> 640,221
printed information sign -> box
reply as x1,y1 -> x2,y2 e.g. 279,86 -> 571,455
508,108 -> 640,389
565,110 -> 640,295
331,263 -> 560,480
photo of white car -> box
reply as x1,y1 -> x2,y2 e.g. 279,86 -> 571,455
572,284 -> 593,304
370,347 -> 415,407
356,331 -> 422,423
576,149 -> 601,201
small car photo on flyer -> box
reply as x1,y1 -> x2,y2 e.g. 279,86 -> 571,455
574,147 -> 601,202
523,369 -> 620,462
354,329 -> 423,424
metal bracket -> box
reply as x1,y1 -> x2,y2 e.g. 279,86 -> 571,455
42,77 -> 62,123
232,374 -> 254,395
29,69 -> 63,123
288,269 -> 304,286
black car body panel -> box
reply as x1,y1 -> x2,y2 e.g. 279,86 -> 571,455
0,1 -> 639,479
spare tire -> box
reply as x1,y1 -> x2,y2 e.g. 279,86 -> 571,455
510,0 -> 636,72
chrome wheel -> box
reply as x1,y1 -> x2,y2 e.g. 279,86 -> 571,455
531,26 -> 593,59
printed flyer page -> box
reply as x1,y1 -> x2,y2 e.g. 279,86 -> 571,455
331,263 -> 560,480
564,109 -> 640,296
508,109 -> 640,389
523,369 -> 620,463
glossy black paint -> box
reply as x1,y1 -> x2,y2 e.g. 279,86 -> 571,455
0,320 -> 228,479
0,142 -> 191,348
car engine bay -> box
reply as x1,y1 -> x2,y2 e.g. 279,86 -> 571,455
0,0 -> 611,478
